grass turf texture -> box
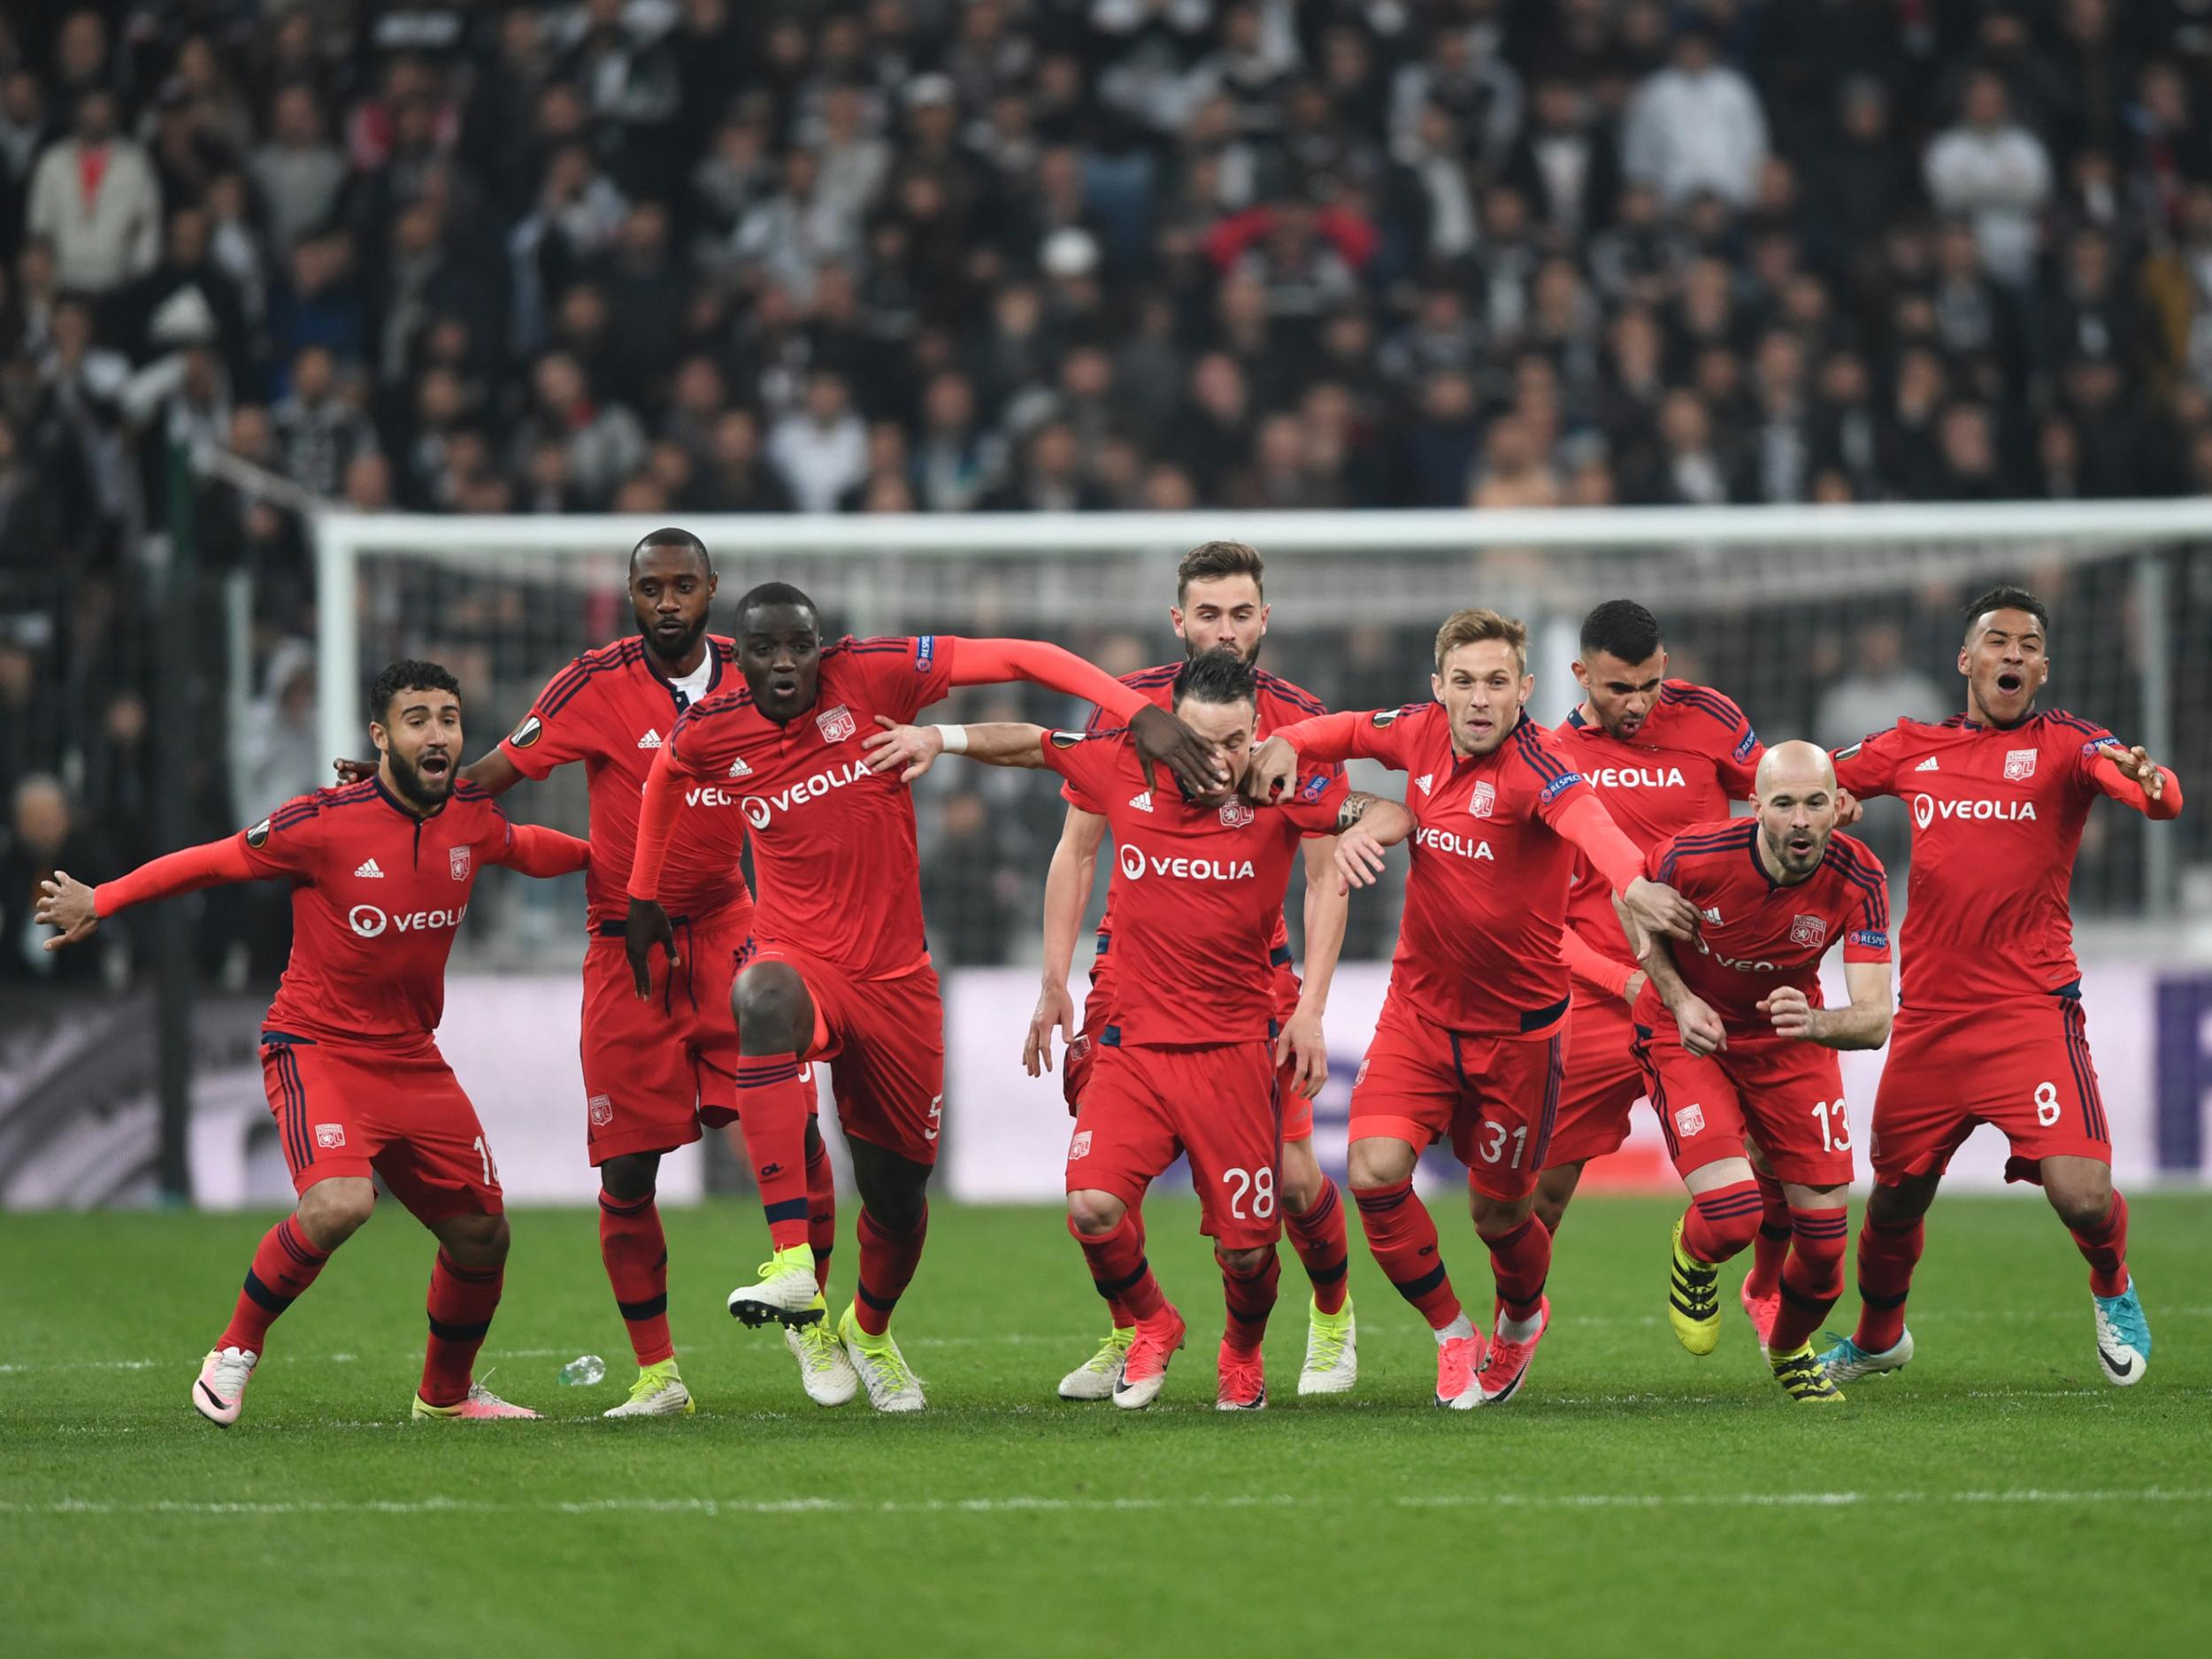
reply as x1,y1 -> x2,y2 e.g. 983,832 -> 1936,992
4,1194 -> 2208,1658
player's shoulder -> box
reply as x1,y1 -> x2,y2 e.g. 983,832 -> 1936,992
1661,815 -> 1755,862
824,632 -> 943,687
1824,829 -> 1886,879
1252,668 -> 1329,720
451,780 -> 506,816
1367,698 -> 1436,734
1504,715 -> 1580,782
1834,714 -> 1953,761
2032,708 -> 2115,751
708,634 -> 737,662
1048,724 -> 1133,751
247,780 -> 379,847
537,636 -> 648,716
1657,679 -> 1748,729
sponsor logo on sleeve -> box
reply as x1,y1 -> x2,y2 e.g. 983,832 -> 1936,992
246,817 -> 272,849
1733,729 -> 1758,762
449,846 -> 472,881
1834,741 -> 1863,761
1049,730 -> 1086,749
1848,929 -> 1888,950
2004,748 -> 2038,781
914,635 -> 935,673
1788,914 -> 1828,948
816,704 -> 856,744
509,714 -> 543,749
1371,708 -> 1402,728
1538,772 -> 1582,804
1298,773 -> 1329,803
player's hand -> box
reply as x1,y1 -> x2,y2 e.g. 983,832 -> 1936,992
35,872 -> 100,949
1619,875 -> 1700,943
1622,969 -> 1648,1008
1334,822 -> 1391,893
1674,994 -> 1728,1057
1130,704 -> 1230,798
331,757 -> 376,785
2110,744 -> 2165,801
623,897 -> 679,1000
1757,985 -> 1815,1041
1276,1010 -> 1328,1099
1832,787 -> 1863,827
1024,979 -> 1075,1078
864,716 -> 944,782
1243,734 -> 1301,803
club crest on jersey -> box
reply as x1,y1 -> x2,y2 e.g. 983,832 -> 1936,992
2004,749 -> 2038,781
1789,914 -> 1828,948
588,1094 -> 613,1128
246,816 -> 272,849
727,755 -> 752,778
816,704 -> 856,743
1218,801 -> 1255,828
1469,780 -> 1496,818
510,714 -> 543,749
449,846 -> 472,881
314,1123 -> 346,1149
1675,1103 -> 1706,1137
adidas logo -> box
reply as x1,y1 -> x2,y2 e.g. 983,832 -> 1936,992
727,756 -> 752,778
638,730 -> 664,749
1415,773 -> 1434,795
1128,791 -> 1154,812
354,858 -> 384,879
1914,756 -> 1939,772
1701,904 -> 1723,925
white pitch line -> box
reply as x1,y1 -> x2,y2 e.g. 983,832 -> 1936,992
4,1488 -> 2210,1521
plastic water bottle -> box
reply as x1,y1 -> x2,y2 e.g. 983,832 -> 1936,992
558,1354 -> 606,1386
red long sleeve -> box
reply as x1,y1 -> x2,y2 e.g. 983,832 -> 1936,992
1271,711 -> 1371,763
626,746 -> 682,901
947,637 -> 1151,722
2092,755 -> 2183,820
499,823 -> 591,877
1552,793 -> 1646,894
1560,922 -> 1636,998
94,838 -> 260,918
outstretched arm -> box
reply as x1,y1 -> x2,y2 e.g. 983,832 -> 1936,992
1553,793 -> 1700,943
37,839 -> 263,949
943,638 -> 1225,795
2092,747 -> 2182,820
864,718 -> 1053,775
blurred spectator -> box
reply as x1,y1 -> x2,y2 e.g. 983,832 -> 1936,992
1621,25 -> 1767,210
1924,71 -> 2051,287
1814,623 -> 1951,754
2,773 -> 107,981
27,88 -> 161,292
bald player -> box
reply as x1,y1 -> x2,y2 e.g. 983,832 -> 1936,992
1629,742 -> 1895,1404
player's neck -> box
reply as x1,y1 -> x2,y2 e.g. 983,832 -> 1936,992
1752,831 -> 1815,887
1962,695 -> 2037,732
376,762 -> 444,819
646,634 -> 710,679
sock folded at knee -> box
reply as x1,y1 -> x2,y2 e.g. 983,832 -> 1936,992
1071,1210 -> 1164,1323
1352,1179 -> 1463,1332
420,1249 -> 503,1408
1284,1176 -> 1350,1316
853,1202 -> 927,1337
1767,1207 -> 1849,1353
598,1188 -> 672,1368
218,1215 -> 330,1356
2070,1190 -> 2130,1298
1218,1248 -> 1282,1352
1852,1211 -> 1924,1354
1680,1179 -> 1763,1265
735,1055 -> 812,1251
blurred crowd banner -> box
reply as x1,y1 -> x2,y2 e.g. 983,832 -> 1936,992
5,957 -> 2208,1210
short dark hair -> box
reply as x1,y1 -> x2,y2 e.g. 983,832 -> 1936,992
1171,649 -> 1258,710
1176,541 -> 1265,605
1579,599 -> 1663,664
735,580 -> 818,629
369,658 -> 461,723
630,526 -> 713,577
1962,585 -> 2047,639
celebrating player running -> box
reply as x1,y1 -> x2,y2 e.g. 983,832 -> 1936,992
40,662 -> 589,1425
1630,741 -> 1893,1404
1248,608 -> 1699,1408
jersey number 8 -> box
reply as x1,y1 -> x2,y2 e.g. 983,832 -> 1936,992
2033,1080 -> 2062,1127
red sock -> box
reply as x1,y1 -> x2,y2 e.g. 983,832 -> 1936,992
1744,1168 -> 1792,1298
805,1131 -> 837,1294
1851,1210 -> 1924,1353
735,1054 -> 811,1251
853,1203 -> 927,1336
1482,1213 -> 1553,1321
2070,1191 -> 2130,1298
420,1249 -> 503,1408
218,1215 -> 329,1354
1680,1179 -> 1763,1264
1352,1179 -> 1463,1331
1071,1210 -> 1164,1322
1768,1206 -> 1849,1352
598,1189 -> 672,1368
1219,1248 -> 1281,1352
1106,1206 -> 1147,1329
1284,1176 -> 1350,1316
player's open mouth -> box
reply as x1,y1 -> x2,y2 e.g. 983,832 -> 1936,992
1786,833 -> 1816,856
419,755 -> 450,778
1996,672 -> 2024,694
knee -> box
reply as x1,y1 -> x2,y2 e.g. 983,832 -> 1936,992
2046,1171 -> 2114,1233
1532,1164 -> 1580,1234
442,1211 -> 510,1268
1348,1139 -> 1413,1192
1471,1188 -> 1535,1240
296,1178 -> 376,1249
599,1151 -> 658,1205
1279,1153 -> 1324,1214
1215,1244 -> 1271,1277
1066,1189 -> 1126,1238
733,964 -> 810,1052
1868,1176 -> 1936,1227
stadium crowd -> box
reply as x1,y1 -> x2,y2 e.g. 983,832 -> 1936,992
4,0 -> 2212,981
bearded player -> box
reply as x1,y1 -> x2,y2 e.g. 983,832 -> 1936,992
1251,609 -> 1700,1407
39,662 -> 589,1425
1545,602 -> 1766,1255
1629,742 -> 1893,1404
625,583 -> 1225,1410
1820,588 -> 2182,1388
865,650 -> 1380,1408
1017,541 -> 1358,1402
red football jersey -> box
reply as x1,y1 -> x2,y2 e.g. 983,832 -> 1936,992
1285,704 -> 1603,1037
1555,680 -> 1763,974
238,778 -> 523,1043
662,635 -> 956,979
1634,818 -> 1891,1039
499,635 -> 755,931
1064,662 -> 1342,966
1832,710 -> 2130,1013
1041,727 -> 1347,1045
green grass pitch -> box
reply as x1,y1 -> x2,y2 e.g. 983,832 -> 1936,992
5,1193 -> 2208,1658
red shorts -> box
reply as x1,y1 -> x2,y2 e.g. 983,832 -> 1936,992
260,1032 -> 500,1224
580,904 -> 749,1165
1543,994 -> 1647,1169
1067,1040 -> 1283,1250
1870,995 -> 2110,1185
1068,946 -> 1312,1139
749,942 -> 945,1165
1348,993 -> 1565,1201
1632,1026 -> 1854,1188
